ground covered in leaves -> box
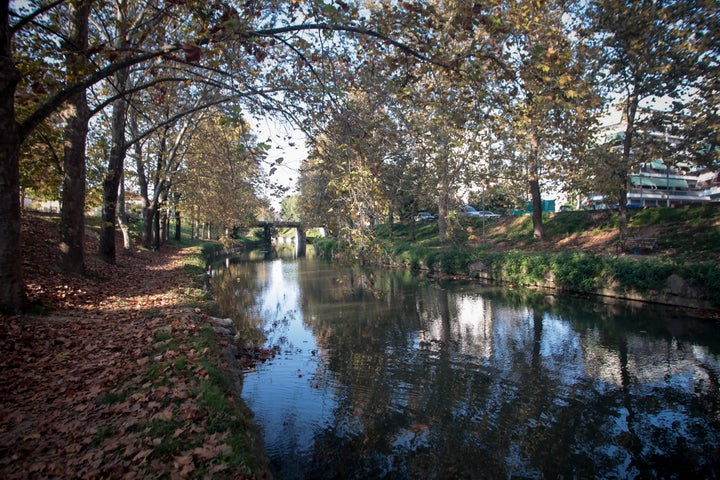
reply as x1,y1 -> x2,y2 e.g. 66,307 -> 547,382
0,213 -> 270,479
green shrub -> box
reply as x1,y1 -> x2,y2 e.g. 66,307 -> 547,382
438,247 -> 472,274
680,261 -> 720,303
314,238 -> 340,258
396,245 -> 432,270
501,252 -> 549,285
551,252 -> 603,293
608,257 -> 674,292
200,242 -> 223,258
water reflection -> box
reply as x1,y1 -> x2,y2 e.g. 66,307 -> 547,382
212,258 -> 720,479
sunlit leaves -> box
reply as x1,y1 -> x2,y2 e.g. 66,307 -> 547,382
180,112 -> 267,235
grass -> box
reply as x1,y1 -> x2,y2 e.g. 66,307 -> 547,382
369,205 -> 720,306
98,311 -> 268,477
87,246 -> 270,477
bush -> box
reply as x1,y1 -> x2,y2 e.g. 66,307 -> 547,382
314,238 -> 340,258
680,261 -> 720,303
608,257 -> 675,292
432,247 -> 472,274
395,245 -> 432,270
551,252 -> 603,293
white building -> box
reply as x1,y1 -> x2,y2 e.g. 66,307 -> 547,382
587,109 -> 720,208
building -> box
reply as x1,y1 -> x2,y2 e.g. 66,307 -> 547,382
586,109 -> 720,209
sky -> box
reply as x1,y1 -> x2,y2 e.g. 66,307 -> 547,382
251,117 -> 309,211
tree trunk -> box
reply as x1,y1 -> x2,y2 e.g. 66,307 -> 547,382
143,202 -> 155,249
529,135 -> 544,241
437,174 -> 450,243
153,205 -> 161,250
619,91 -> 639,241
388,205 -> 394,238
132,121 -> 155,250
99,65 -> 130,264
59,0 -> 91,275
409,200 -> 417,241
160,208 -> 168,243
436,148 -> 451,243
117,172 -> 132,252
190,205 -> 197,239
529,176 -> 544,240
175,209 -> 181,241
0,3 -> 24,313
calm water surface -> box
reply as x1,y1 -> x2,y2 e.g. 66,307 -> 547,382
211,256 -> 720,479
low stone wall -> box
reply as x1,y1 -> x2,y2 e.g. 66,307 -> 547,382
467,261 -> 718,311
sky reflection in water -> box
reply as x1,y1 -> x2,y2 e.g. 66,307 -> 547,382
212,257 -> 720,480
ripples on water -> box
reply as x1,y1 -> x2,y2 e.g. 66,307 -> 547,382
211,257 -> 720,479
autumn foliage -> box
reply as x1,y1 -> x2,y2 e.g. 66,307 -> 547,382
0,214 -> 269,479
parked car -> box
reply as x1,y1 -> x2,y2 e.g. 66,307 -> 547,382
458,205 -> 481,217
476,210 -> 501,217
414,211 -> 436,222
459,206 -> 500,218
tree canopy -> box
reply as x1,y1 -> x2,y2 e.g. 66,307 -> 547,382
1,0 -> 717,313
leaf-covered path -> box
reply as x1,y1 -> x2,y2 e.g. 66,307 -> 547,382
0,214 -> 269,479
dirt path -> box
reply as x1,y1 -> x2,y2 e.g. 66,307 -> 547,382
0,214 -> 269,479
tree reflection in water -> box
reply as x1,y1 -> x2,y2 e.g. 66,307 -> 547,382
217,257 -> 720,479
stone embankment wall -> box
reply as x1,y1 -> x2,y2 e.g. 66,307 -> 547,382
467,261 -> 718,311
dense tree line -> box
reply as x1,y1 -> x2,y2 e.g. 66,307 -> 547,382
0,0 -> 434,312
295,0 -> 717,248
1,0 -> 717,313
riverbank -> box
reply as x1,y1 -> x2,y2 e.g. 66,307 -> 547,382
0,213 -> 270,479
316,205 -> 720,314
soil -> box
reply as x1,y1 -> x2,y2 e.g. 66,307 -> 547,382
0,213 -> 269,479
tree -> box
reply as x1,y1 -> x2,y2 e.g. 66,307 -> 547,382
0,1 -> 23,312
474,0 -> 600,240
0,0 -> 456,312
675,0 -> 720,166
179,113 -> 266,239
319,90 -> 396,239
280,195 -> 301,222
587,0 -> 696,238
58,0 -> 91,274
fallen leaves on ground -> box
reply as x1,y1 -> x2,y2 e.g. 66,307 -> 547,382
0,213 -> 270,479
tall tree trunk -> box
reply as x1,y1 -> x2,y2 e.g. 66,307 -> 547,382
529,176 -> 543,240
153,190 -> 168,250
131,117 -> 155,250
437,158 -> 451,244
410,200 -> 417,241
143,204 -> 155,248
437,192 -> 449,243
619,91 -> 639,241
0,3 -> 24,313
529,134 -> 544,241
59,0 -> 91,275
117,172 -> 132,252
436,151 -> 451,243
152,206 -> 160,250
99,65 -> 130,263
175,209 -> 181,241
387,204 -> 394,238
160,208 -> 168,243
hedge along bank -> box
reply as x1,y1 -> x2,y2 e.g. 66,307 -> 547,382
362,243 -> 720,312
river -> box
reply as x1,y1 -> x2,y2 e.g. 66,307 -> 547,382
210,254 -> 720,479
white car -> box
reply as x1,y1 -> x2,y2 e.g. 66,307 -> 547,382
414,212 -> 436,222
458,205 -> 481,217
459,206 -> 500,217
476,210 -> 500,217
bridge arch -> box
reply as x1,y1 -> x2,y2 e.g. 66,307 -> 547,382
256,221 -> 308,257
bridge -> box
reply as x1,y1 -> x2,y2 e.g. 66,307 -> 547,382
256,221 -> 309,256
